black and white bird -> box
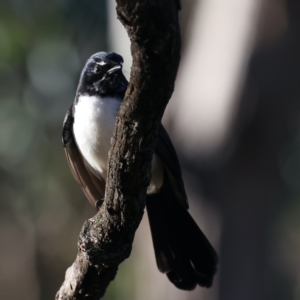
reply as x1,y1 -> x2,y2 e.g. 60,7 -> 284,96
62,52 -> 218,290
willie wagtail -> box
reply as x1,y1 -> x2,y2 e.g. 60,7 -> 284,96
62,52 -> 218,290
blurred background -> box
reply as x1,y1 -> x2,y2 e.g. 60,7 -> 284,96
0,0 -> 300,299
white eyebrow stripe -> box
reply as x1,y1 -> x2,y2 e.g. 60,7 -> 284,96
107,65 -> 121,74
96,61 -> 106,66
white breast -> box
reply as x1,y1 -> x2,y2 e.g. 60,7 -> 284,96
73,95 -> 121,179
73,94 -> 163,193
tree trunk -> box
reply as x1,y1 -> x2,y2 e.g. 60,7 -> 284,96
56,1 -> 181,299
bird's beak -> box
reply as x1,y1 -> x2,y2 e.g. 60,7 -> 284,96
107,64 -> 122,74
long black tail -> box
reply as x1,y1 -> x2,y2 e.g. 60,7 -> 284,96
146,183 -> 218,290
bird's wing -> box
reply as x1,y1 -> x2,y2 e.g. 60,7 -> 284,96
62,105 -> 105,209
155,124 -> 188,209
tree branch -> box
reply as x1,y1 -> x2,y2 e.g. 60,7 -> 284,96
56,1 -> 181,299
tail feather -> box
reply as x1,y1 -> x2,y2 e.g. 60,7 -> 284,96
167,257 -> 198,290
146,195 -> 175,273
146,181 -> 218,290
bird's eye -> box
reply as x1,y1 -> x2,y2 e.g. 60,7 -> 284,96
94,64 -> 101,73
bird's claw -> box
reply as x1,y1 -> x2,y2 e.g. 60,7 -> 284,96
95,199 -> 104,211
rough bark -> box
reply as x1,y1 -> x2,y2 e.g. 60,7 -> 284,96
56,1 -> 181,299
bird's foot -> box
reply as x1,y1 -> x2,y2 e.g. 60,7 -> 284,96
95,199 -> 104,211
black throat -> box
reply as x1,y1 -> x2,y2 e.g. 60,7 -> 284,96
77,71 -> 128,99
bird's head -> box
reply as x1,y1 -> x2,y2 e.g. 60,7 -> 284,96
77,52 -> 128,97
